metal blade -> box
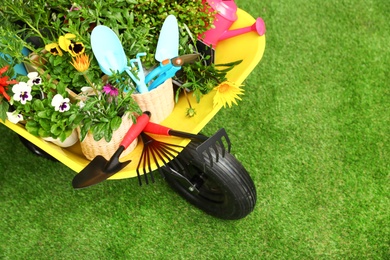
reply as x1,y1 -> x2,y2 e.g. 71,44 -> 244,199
171,54 -> 200,67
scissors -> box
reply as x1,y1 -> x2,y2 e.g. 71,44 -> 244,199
145,53 -> 199,90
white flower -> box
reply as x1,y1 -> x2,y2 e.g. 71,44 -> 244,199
52,94 -> 70,112
6,111 -> 23,124
12,82 -> 32,104
27,72 -> 42,86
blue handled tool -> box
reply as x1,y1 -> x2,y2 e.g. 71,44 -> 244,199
145,54 -> 200,90
145,15 -> 179,90
91,25 -> 148,93
128,52 -> 147,91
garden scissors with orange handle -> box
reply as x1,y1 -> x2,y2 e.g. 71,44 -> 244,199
145,53 -> 199,90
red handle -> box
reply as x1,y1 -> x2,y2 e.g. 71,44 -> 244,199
143,121 -> 171,136
121,113 -> 150,148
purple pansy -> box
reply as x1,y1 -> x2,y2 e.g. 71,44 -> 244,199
51,94 -> 70,112
12,82 -> 32,104
27,72 -> 42,86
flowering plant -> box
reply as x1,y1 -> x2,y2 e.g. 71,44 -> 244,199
76,72 -> 142,142
1,65 -> 82,141
0,0 -> 245,142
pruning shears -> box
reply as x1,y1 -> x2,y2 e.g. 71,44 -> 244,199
145,53 -> 199,91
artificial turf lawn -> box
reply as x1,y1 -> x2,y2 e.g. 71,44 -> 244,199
1,0 -> 389,258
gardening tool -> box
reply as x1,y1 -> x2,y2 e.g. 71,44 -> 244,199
136,132 -> 184,185
72,112 -> 150,189
145,53 -> 200,90
199,0 -> 266,47
90,25 -> 148,93
145,14 -> 181,90
129,52 -> 147,90
134,121 -> 231,185
143,122 -> 231,165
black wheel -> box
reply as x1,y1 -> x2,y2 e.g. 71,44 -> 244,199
18,135 -> 57,161
163,140 -> 257,220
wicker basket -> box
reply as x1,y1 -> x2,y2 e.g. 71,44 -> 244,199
132,78 -> 174,123
78,114 -> 138,161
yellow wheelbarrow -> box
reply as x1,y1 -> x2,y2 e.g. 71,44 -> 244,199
1,9 -> 265,220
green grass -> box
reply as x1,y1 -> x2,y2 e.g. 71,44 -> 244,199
1,0 -> 389,258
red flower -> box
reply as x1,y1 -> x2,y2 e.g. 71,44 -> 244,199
0,66 -> 18,101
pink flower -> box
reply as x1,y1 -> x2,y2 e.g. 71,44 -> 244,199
103,84 -> 118,96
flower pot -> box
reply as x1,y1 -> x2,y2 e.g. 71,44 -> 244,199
78,114 -> 138,161
132,78 -> 174,123
42,129 -> 78,148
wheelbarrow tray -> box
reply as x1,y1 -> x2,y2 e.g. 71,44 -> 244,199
2,9 -> 266,180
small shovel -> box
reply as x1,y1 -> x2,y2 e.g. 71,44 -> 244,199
90,25 -> 148,93
72,113 -> 150,189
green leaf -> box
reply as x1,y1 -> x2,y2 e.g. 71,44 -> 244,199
0,102 -> 10,122
32,99 -> 45,111
37,110 -> 50,119
104,123 -> 113,142
56,82 -> 66,94
39,118 -> 51,131
110,116 -> 122,131
25,121 -> 39,136
50,124 -> 62,136
92,123 -> 106,141
38,128 -> 50,138
53,56 -> 63,66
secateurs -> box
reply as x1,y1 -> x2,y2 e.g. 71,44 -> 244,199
145,14 -> 199,90
145,53 -> 199,90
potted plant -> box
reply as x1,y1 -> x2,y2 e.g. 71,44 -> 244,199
1,66 -> 81,147
0,0 -> 245,157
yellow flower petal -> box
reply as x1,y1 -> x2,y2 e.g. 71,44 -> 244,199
64,33 -> 76,39
58,34 -> 77,52
44,43 -> 63,56
213,81 -> 244,108
58,36 -> 71,52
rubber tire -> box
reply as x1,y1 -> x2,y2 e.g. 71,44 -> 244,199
18,136 -> 57,161
163,140 -> 257,220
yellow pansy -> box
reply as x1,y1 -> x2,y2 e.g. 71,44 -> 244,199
58,33 -> 76,52
68,42 -> 85,56
44,43 -> 63,56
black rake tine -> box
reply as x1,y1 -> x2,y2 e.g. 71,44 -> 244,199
151,140 -> 184,169
147,142 -> 165,177
201,144 -> 214,168
136,145 -> 147,185
143,133 -> 184,163
211,142 -> 219,164
155,142 -> 183,160
144,146 -> 154,184
142,145 -> 150,185
137,133 -> 188,185
152,143 -> 173,167
137,133 -> 152,185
